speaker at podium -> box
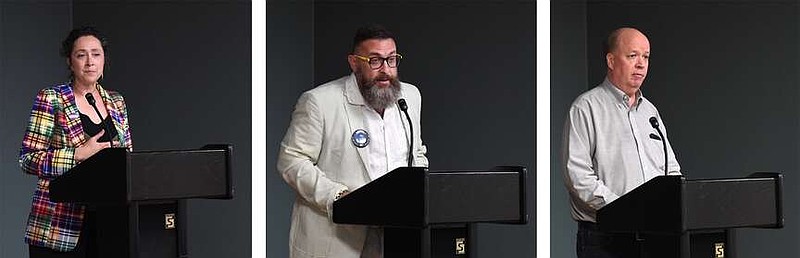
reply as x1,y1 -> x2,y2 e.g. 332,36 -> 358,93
49,144 -> 234,258
597,172 -> 783,258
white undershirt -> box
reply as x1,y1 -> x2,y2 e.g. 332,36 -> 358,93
362,103 -> 409,181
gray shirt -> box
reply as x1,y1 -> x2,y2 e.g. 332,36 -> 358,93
562,78 -> 681,222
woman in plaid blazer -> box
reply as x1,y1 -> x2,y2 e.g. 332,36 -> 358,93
20,27 -> 133,258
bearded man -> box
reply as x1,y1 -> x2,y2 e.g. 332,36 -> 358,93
277,24 -> 428,258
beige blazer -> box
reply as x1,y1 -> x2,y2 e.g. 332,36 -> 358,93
277,74 -> 428,258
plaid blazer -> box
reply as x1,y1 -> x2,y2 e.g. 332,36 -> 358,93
19,83 -> 133,251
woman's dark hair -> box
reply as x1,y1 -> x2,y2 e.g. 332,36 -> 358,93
61,26 -> 109,58
61,26 -> 109,79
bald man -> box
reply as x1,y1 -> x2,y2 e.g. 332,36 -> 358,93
561,27 -> 682,258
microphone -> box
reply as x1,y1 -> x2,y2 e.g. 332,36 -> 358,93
649,117 -> 667,176
85,93 -> 113,148
398,99 -> 413,167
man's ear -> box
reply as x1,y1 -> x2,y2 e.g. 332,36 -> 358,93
606,52 -> 614,70
347,55 -> 358,73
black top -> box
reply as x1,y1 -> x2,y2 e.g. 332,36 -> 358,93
80,113 -> 118,142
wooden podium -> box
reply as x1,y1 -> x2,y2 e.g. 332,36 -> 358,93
597,173 -> 783,258
49,144 -> 234,258
333,166 -> 528,258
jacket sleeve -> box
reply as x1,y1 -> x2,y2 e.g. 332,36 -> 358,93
562,103 -> 620,211
110,91 -> 133,151
19,88 -> 77,180
411,90 -> 428,167
277,92 -> 349,216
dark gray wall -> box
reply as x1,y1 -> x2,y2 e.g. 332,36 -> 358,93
1,1 -> 251,257
267,1 -> 313,257
552,1 -> 800,257
267,1 -> 535,258
1,3 -> 73,258
551,1 -> 587,257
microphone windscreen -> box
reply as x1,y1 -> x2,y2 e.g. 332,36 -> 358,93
398,99 -> 408,111
85,93 -> 96,105
649,116 -> 659,128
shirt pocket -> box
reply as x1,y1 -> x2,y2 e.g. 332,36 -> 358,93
644,132 -> 667,173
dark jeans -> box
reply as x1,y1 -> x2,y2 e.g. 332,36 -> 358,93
577,221 -> 639,258
29,211 -> 96,258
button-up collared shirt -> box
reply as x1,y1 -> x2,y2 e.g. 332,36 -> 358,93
360,101 -> 410,258
362,103 -> 409,181
562,78 -> 681,222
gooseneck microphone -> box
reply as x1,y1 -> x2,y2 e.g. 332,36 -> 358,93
85,93 -> 114,148
649,117 -> 667,176
398,99 -> 413,167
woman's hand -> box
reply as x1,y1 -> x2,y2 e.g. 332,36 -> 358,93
74,129 -> 120,162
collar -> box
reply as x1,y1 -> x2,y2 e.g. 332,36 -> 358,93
602,77 -> 643,109
344,73 -> 366,106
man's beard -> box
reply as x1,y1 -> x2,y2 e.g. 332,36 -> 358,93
356,71 -> 401,112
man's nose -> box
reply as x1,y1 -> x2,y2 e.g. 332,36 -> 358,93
635,59 -> 645,68
377,61 -> 389,72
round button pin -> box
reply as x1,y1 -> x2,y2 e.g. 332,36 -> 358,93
352,129 -> 370,148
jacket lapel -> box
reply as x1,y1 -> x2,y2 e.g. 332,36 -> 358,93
60,84 -> 87,147
97,84 -> 124,143
343,74 -> 370,172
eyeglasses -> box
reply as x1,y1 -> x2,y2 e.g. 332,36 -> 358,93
352,54 -> 403,70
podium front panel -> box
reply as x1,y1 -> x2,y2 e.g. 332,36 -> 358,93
597,176 -> 684,233
50,148 -> 129,203
333,167 -> 427,227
